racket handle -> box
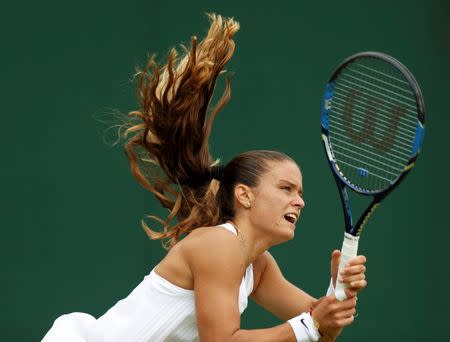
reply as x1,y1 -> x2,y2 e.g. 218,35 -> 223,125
335,233 -> 360,301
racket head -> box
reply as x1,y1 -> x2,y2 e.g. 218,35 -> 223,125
321,51 -> 425,196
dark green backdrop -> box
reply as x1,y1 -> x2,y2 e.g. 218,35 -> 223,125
2,0 -> 448,340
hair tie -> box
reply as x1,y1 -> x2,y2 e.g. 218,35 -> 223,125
210,164 -> 225,181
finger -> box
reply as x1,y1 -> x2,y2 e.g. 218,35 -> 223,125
310,296 -> 327,310
336,297 -> 357,310
346,255 -> 367,267
328,298 -> 356,314
339,273 -> 366,284
334,307 -> 357,319
336,315 -> 355,328
331,250 -> 341,264
344,288 -> 358,298
348,280 -> 367,289
344,285 -> 365,299
331,250 -> 340,287
340,264 -> 366,276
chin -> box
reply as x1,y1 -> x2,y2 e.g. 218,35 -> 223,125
277,223 -> 296,243
261,221 -> 295,244
285,228 -> 295,241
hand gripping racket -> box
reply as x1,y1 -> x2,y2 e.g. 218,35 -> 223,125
320,52 -> 425,301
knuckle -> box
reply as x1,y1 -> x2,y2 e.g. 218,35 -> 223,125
352,280 -> 361,288
345,289 -> 354,297
346,299 -> 356,308
331,310 -> 340,318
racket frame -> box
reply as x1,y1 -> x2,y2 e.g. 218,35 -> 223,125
320,52 -> 425,301
321,51 -> 425,237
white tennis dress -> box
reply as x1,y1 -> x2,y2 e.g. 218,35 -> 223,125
42,223 -> 254,342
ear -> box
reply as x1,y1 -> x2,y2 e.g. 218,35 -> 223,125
234,184 -> 253,209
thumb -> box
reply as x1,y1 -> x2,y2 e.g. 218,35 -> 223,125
310,296 -> 327,311
331,250 -> 341,288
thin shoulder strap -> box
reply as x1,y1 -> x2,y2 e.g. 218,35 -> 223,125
217,222 -> 238,236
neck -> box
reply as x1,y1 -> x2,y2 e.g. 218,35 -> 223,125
227,218 -> 272,266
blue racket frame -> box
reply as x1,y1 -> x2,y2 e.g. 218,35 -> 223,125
320,51 -> 425,236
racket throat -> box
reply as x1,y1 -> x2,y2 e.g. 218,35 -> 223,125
335,180 -> 354,233
354,199 -> 382,235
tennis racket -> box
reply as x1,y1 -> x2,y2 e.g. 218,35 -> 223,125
320,51 -> 425,301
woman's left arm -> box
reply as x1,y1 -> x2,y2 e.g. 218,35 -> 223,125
250,250 -> 367,321
250,251 -> 315,320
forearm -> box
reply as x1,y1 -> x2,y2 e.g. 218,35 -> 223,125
230,322 -> 297,342
230,322 -> 340,342
230,315 -> 332,342
229,323 -> 339,342
318,333 -> 338,342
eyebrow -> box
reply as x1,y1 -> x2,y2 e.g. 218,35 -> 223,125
279,179 -> 303,195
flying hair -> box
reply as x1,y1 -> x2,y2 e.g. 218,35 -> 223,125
123,14 -> 240,249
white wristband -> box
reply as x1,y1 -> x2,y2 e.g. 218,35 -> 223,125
287,312 -> 321,342
326,277 -> 335,296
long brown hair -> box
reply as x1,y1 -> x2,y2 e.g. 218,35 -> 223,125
124,15 -> 294,250
124,14 -> 240,249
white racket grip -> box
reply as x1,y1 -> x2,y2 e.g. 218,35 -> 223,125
335,232 -> 360,301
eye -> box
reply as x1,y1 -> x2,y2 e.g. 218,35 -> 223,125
281,186 -> 292,192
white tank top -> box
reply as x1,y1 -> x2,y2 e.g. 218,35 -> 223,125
42,223 -> 254,342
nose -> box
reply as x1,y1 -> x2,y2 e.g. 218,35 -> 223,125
292,194 -> 305,209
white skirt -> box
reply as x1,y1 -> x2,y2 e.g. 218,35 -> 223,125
42,312 -> 96,342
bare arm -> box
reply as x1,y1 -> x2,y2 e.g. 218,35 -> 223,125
186,230 -> 298,342
251,251 -> 316,321
250,251 -> 366,341
185,233 -> 363,341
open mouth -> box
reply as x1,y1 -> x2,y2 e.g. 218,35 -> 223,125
284,214 -> 296,224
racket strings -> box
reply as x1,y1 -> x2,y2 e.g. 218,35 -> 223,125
352,62 -> 409,85
330,101 -> 415,145
332,89 -> 417,129
336,78 -> 417,119
339,81 -> 417,122
331,135 -> 405,173
329,132 -> 408,166
342,72 -> 416,105
328,58 -> 419,192
347,67 -> 410,94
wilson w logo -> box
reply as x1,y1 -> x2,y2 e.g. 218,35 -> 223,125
341,90 -> 406,152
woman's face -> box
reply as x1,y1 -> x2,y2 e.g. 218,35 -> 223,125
248,159 -> 305,243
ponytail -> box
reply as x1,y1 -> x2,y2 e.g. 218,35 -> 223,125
123,14 -> 240,249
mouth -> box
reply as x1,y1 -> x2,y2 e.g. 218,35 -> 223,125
284,213 -> 298,225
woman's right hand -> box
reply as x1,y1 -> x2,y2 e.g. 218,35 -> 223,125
310,295 -> 357,339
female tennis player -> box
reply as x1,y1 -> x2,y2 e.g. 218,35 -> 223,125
42,14 -> 367,342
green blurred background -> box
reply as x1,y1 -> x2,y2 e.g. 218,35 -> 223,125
2,0 -> 448,340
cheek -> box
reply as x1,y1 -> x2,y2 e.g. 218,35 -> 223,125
252,192 -> 284,222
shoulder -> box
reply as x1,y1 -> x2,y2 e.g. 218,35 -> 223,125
183,226 -> 247,280
183,226 -> 243,252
